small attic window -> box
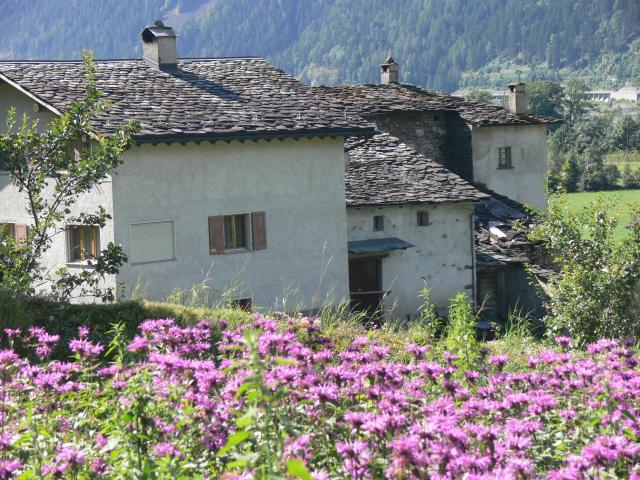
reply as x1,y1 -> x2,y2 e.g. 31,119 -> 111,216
417,211 -> 430,227
373,215 -> 384,232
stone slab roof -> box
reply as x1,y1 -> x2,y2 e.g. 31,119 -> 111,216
312,83 -> 561,127
345,133 -> 488,207
0,58 -> 374,141
474,188 -> 556,281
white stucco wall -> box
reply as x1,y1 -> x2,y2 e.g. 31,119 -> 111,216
111,138 -> 350,310
471,124 -> 548,209
346,203 -> 475,319
0,82 -> 55,133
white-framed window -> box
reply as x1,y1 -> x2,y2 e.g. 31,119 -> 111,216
67,225 -> 100,263
498,147 -> 513,169
130,220 -> 175,264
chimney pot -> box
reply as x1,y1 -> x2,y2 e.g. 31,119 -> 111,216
508,82 -> 528,115
380,54 -> 399,85
141,21 -> 177,71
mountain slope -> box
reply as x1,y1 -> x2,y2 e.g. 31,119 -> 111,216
1,0 -> 638,92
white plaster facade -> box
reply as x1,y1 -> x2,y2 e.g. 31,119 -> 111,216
112,138 -> 350,309
471,124 -> 548,209
346,203 -> 475,318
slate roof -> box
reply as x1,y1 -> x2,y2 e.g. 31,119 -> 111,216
474,188 -> 556,281
312,83 -> 561,127
345,133 -> 488,206
0,58 -> 374,142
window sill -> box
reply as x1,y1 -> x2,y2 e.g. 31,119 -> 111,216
130,257 -> 176,266
66,261 -> 97,269
211,248 -> 253,255
497,166 -> 514,170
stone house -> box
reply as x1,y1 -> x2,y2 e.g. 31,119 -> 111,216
0,23 -> 375,309
314,57 -> 561,209
344,133 -> 486,318
0,24 -> 553,320
316,58 -> 560,321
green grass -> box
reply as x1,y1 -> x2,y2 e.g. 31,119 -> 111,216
605,151 -> 640,172
565,189 -> 640,240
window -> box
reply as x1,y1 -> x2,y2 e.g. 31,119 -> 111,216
67,225 -> 100,263
209,212 -> 266,255
373,215 -> 384,232
417,211 -> 430,226
224,214 -> 247,250
498,147 -> 513,169
130,221 -> 175,264
0,223 -> 16,239
231,298 -> 252,311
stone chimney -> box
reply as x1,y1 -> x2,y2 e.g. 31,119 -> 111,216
380,54 -> 399,85
508,83 -> 528,115
141,20 -> 177,71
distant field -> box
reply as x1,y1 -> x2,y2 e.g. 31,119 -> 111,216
605,151 -> 640,172
565,189 -> 640,240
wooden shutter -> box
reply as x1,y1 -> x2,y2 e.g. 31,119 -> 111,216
251,212 -> 267,250
208,216 -> 225,254
15,224 -> 28,247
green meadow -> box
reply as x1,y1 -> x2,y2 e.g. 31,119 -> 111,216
565,189 -> 640,240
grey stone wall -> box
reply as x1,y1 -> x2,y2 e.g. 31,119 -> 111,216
364,110 -> 473,181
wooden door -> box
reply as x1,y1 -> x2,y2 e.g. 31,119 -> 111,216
349,258 -> 383,316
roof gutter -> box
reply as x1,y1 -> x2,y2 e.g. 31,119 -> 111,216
0,73 -> 62,116
132,127 -> 377,145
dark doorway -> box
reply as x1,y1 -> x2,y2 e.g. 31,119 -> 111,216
477,270 -> 498,322
349,257 -> 383,316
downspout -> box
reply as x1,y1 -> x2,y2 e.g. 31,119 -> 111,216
470,210 -> 477,306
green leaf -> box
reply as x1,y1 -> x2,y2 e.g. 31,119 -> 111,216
286,459 -> 312,480
217,431 -> 251,457
236,407 -> 257,428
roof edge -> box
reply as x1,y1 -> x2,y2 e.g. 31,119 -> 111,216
346,199 -> 484,208
133,127 -> 377,145
0,72 -> 62,116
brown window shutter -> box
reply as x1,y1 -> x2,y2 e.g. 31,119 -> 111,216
15,224 -> 28,247
208,216 -> 224,254
251,211 -> 267,250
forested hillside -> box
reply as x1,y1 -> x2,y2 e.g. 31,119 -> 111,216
1,0 -> 638,92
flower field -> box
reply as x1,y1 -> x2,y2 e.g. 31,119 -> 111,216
1,314 -> 639,479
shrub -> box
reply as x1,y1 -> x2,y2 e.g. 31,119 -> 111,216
528,195 -> 640,344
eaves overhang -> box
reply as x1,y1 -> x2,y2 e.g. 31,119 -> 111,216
0,72 -> 62,116
346,199 -> 486,208
132,126 -> 377,145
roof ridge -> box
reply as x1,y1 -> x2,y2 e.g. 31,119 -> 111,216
0,56 -> 264,64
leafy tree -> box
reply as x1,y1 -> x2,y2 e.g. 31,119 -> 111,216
562,79 -> 591,127
528,196 -> 640,344
528,81 -> 563,116
558,154 -> 582,193
0,52 -> 138,301
465,89 -> 492,103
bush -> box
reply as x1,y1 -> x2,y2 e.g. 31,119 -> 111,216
528,195 -> 640,344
